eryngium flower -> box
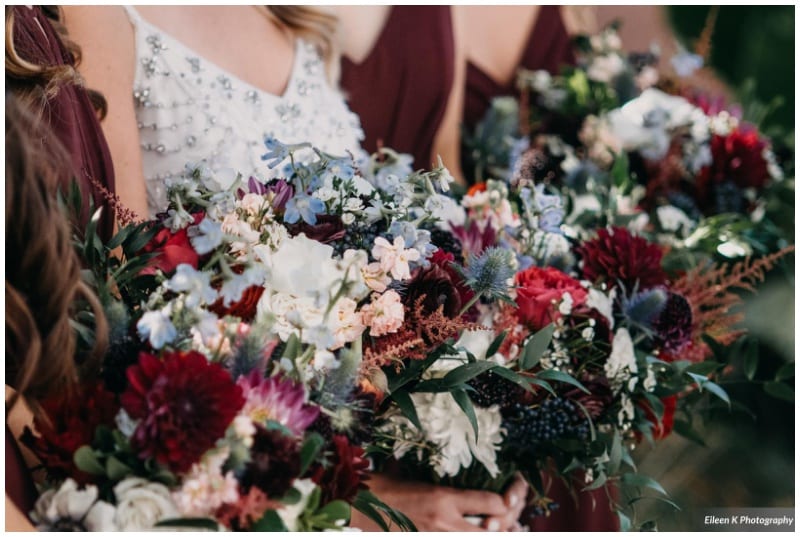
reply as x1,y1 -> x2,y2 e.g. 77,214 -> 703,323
577,227 -> 666,291
237,370 -> 320,436
652,292 -> 693,354
457,246 -> 515,301
121,351 -> 244,473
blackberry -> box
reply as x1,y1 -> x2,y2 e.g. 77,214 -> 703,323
333,220 -> 387,257
713,180 -> 746,214
102,332 -> 140,393
422,224 -> 465,265
502,398 -> 590,456
665,192 -> 703,221
467,370 -> 527,410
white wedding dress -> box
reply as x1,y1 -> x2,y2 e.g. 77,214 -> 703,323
123,6 -> 365,217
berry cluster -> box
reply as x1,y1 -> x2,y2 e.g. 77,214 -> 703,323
502,398 -> 590,457
467,370 -> 527,410
332,220 -> 387,257
422,224 -> 465,265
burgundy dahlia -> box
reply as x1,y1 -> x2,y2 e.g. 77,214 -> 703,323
20,381 -> 119,484
121,351 -> 244,473
310,435 -> 370,504
286,214 -> 346,244
430,249 -> 476,319
241,424 -> 302,498
652,292 -> 693,354
403,263 -> 461,319
577,227 -> 666,291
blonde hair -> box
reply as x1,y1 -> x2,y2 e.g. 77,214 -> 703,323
267,6 -> 340,83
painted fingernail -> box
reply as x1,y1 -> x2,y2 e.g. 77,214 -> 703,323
509,494 -> 519,507
487,519 -> 500,532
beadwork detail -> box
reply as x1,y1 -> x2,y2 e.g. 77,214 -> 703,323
124,7 -> 364,218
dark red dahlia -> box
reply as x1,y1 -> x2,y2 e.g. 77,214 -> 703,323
140,213 -> 204,275
403,263 -> 461,319
20,381 -> 119,484
310,435 -> 370,504
241,424 -> 302,498
697,126 -> 771,213
430,249 -> 476,319
652,292 -> 693,354
562,375 -> 614,420
577,227 -> 666,291
286,214 -> 346,244
121,351 -> 244,473
515,266 -> 588,330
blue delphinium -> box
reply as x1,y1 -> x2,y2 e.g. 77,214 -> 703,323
389,221 -> 436,264
521,185 -> 565,234
261,136 -> 291,169
284,194 -> 325,225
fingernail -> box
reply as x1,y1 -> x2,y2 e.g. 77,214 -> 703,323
509,494 -> 519,507
487,519 -> 500,532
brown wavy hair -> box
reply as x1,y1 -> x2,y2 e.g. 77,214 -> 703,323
5,94 -> 107,416
5,6 -> 107,118
266,6 -> 340,83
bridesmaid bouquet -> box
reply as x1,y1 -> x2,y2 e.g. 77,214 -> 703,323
458,21 -> 794,527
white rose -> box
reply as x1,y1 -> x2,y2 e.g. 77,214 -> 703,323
113,477 -> 179,531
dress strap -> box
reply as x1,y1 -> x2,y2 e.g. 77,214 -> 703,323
121,5 -> 145,29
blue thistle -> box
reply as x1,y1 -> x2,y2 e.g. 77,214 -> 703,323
457,246 -> 516,303
621,286 -> 668,333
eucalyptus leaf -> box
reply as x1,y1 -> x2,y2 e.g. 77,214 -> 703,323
672,419 -> 707,447
743,340 -> 759,380
442,361 -> 498,388
764,381 -> 794,402
607,430 -> 622,475
536,369 -> 589,393
582,471 -> 607,491
299,433 -> 325,477
155,518 -> 220,530
106,456 -> 133,481
775,362 -> 794,382
618,511 -> 632,532
520,324 -> 555,370
685,361 -> 721,376
703,381 -> 731,407
485,331 -> 507,359
452,388 -> 479,438
392,390 -> 422,430
74,446 -> 105,475
491,367 -> 535,394
621,473 -> 668,496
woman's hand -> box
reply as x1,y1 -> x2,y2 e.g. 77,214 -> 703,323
351,473 -> 520,532
483,473 -> 529,531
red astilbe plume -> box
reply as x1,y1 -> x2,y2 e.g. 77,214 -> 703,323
310,435 -> 370,504
577,226 -> 667,291
121,350 -> 244,473
21,381 -> 119,484
669,246 -> 794,362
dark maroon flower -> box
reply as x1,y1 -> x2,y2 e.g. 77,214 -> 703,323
241,424 -> 302,498
403,264 -> 461,319
310,435 -> 370,504
577,227 -> 666,291
697,126 -> 771,213
286,214 -> 346,244
20,382 -> 119,484
563,375 -> 614,420
430,249 -> 476,319
515,266 -> 588,330
140,213 -> 204,275
121,351 -> 244,473
652,292 -> 693,354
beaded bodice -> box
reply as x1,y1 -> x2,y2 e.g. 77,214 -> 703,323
124,7 -> 364,216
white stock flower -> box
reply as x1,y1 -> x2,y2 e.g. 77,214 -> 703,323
277,479 -> 318,532
137,307 -> 177,349
113,477 -> 179,531
424,193 -> 466,230
605,327 -> 638,393
172,449 -> 239,518
165,264 -> 217,310
31,479 -> 118,531
585,287 -> 615,329
371,236 -> 420,281
657,205 -> 695,233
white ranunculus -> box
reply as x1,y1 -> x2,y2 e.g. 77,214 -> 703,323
113,477 -> 179,531
31,479 -> 118,531
262,233 -> 342,300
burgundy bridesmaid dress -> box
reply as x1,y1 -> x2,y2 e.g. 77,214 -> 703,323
5,425 -> 37,516
463,5 -> 575,132
340,6 -> 455,170
9,6 -> 117,240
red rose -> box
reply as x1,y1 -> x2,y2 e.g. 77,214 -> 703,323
140,213 -> 204,275
515,266 -> 588,330
20,382 -> 119,484
121,350 -> 244,473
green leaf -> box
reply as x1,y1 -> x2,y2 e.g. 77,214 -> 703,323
351,497 -> 389,531
701,334 -> 727,358
528,378 -> 556,396
618,511 -> 632,532
520,324 -> 555,370
607,429 -> 622,475
703,381 -> 730,407
743,340 -> 759,381
621,473 -> 668,496
155,518 -> 220,530
775,362 -> 794,382
628,495 -> 682,512
685,361 -> 721,376
73,446 -> 105,475
672,419 -> 707,447
640,520 -> 658,531
392,390 -> 422,430
764,381 -> 794,402
316,500 -> 351,524
686,372 -> 709,390
106,456 -> 133,481
353,490 -> 416,532
491,367 -> 535,394
281,333 -> 302,361
299,433 -> 325,476
582,471 -> 607,491
441,361 -> 498,388
452,388 -> 479,438
485,331 -> 507,359
536,369 -> 589,393
251,510 -> 288,531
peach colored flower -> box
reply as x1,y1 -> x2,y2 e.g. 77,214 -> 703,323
361,262 -> 391,292
371,236 -> 420,281
331,298 -> 366,350
361,290 -> 405,337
